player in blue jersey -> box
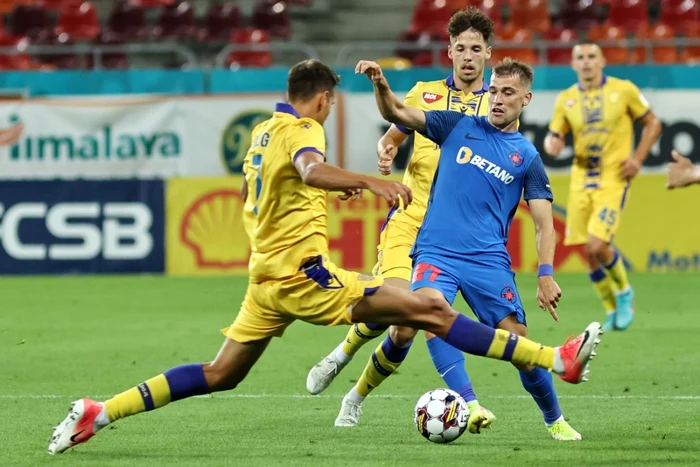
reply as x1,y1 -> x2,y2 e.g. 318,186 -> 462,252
357,57 -> 595,440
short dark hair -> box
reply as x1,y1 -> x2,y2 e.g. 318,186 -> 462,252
492,57 -> 535,88
287,59 -> 340,102
447,6 -> 494,42
575,40 -> 600,48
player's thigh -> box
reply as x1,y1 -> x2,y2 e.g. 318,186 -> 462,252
284,255 -> 385,327
588,185 -> 630,244
352,256 -> 459,330
204,337 -> 272,391
222,282 -> 294,344
460,266 -> 526,329
373,218 -> 418,282
564,189 -> 593,246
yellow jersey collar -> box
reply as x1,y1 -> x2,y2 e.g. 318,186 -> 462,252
577,74 -> 608,91
275,102 -> 300,118
446,74 -> 488,95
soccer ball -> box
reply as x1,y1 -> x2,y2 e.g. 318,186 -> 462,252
414,388 -> 469,443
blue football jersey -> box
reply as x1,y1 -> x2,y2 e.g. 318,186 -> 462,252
411,112 -> 553,268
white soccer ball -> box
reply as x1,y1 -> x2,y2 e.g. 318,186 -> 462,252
414,388 -> 469,444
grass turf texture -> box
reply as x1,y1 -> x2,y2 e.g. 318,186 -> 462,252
1,273 -> 699,466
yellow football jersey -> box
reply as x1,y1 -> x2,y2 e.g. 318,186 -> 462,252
394,75 -> 490,227
549,75 -> 650,190
242,103 -> 328,282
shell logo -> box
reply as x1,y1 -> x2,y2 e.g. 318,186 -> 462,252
180,189 -> 249,268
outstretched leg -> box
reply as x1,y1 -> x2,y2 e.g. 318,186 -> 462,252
48,338 -> 270,455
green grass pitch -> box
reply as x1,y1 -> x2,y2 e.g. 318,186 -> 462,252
1,273 -> 699,466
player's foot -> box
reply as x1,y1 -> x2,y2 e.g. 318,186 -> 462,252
334,395 -> 362,427
602,312 -> 617,333
48,398 -> 105,455
547,419 -> 582,441
615,288 -> 635,330
306,353 -> 349,395
466,403 -> 496,434
555,322 -> 602,384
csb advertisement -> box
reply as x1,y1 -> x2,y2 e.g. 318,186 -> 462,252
165,174 -> 699,276
0,180 -> 165,275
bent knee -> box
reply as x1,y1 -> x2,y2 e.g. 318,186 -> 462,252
203,361 -> 240,392
586,239 -> 608,258
389,326 -> 418,346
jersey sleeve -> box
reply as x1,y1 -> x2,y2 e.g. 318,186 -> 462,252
548,92 -> 570,136
288,119 -> 326,163
523,155 -> 553,202
421,110 -> 465,146
395,83 -> 420,135
625,81 -> 651,120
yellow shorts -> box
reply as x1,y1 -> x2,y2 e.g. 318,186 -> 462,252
372,214 -> 420,282
564,184 -> 630,246
223,255 -> 384,343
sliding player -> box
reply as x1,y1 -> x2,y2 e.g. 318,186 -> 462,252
307,6 -> 498,432
544,42 -> 661,332
48,59 -> 601,455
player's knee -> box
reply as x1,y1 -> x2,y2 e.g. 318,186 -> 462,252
512,362 -> 534,372
586,239 -> 607,259
415,295 -> 454,329
389,325 -> 418,346
203,361 -> 242,392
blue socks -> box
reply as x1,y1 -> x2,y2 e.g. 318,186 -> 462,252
164,364 -> 211,401
519,367 -> 562,425
427,337 -> 477,403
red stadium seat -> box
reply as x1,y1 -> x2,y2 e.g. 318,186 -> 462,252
130,0 -> 174,7
660,0 -> 698,31
681,21 -> 700,63
491,24 -> 539,64
89,35 -> 129,69
55,2 -> 100,41
40,0 -> 82,9
632,24 -> 679,64
396,30 -> 437,62
544,27 -> 577,65
0,36 -> 32,70
556,0 -> 600,29
153,1 -> 197,39
105,0 -> 148,42
408,0 -> 456,35
587,24 -> 628,64
34,32 -> 83,69
252,0 -> 291,40
9,3 -> 52,40
200,2 -> 242,42
608,0 -> 649,33
507,0 -> 550,35
226,28 -> 273,68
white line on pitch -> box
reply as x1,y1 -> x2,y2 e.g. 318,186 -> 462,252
1,394 -> 699,400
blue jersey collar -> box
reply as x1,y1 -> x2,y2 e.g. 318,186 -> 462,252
275,102 -> 300,117
446,74 -> 488,95
577,74 -> 607,91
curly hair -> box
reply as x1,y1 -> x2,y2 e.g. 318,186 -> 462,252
447,6 -> 495,42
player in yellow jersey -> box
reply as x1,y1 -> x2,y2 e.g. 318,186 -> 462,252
544,42 -> 661,332
48,59 -> 602,455
306,8 -> 503,434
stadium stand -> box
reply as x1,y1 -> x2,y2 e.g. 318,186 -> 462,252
0,0 -> 696,69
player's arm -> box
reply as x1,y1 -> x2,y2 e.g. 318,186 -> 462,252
622,82 -> 662,180
293,151 -> 412,207
543,93 -> 570,157
524,155 -> 561,321
241,174 -> 248,201
356,60 -> 427,133
667,150 -> 700,189
377,125 -> 409,176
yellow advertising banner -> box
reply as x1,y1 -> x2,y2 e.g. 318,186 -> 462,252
166,174 -> 699,276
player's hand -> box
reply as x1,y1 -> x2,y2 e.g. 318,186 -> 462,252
377,144 -> 397,175
543,133 -> 565,156
366,177 -> 412,208
355,60 -> 384,83
666,150 -> 697,189
537,276 -> 562,322
337,188 -> 363,201
620,158 -> 641,181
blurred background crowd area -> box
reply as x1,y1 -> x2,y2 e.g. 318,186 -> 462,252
0,0 -> 697,71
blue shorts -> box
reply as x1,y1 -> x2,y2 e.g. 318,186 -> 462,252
410,253 -> 526,328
